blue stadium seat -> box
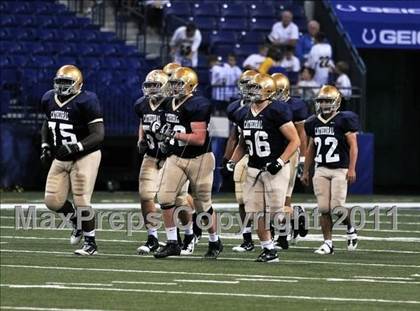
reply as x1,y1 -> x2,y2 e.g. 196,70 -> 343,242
54,30 -> 79,42
125,57 -> 142,71
209,30 -> 237,46
197,55 -> 208,69
192,3 -> 219,16
55,56 -> 77,67
7,55 -> 29,67
233,44 -> 257,57
249,18 -> 275,32
55,43 -> 75,56
36,29 -> 56,41
0,91 -> 11,115
212,44 -> 235,57
14,15 -> 37,28
96,31 -> 118,43
238,31 -> 267,45
164,2 -> 191,17
193,16 -> 217,30
1,1 -> 29,14
220,3 -> 247,17
78,57 -> 102,70
0,16 -> 16,27
248,3 -> 275,18
78,44 -> 98,56
101,44 -> 119,56
197,69 -> 210,85
30,56 -> 56,68
117,45 -> 139,57
5,28 -> 34,41
218,17 -> 248,31
60,16 -> 78,29
3,42 -> 22,54
35,15 -> 58,28
79,30 -> 98,42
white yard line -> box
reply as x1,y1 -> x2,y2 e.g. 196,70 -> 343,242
46,282 -> 113,287
235,278 -> 298,283
0,306 -> 115,311
112,280 -> 177,286
411,274 -> 420,277
173,279 -> 239,284
0,283 -> 419,305
352,276 -> 415,280
326,278 -> 420,284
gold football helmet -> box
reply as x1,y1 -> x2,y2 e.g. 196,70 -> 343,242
271,73 -> 290,101
167,67 -> 198,98
162,62 -> 181,77
54,65 -> 83,96
238,69 -> 258,93
315,85 -> 342,114
247,73 -> 276,103
142,69 -> 169,99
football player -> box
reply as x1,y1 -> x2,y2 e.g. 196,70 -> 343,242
40,65 -> 104,256
223,70 -> 257,252
302,85 -> 359,254
230,73 -> 300,262
271,73 -> 309,248
135,69 -> 196,256
155,67 -> 223,259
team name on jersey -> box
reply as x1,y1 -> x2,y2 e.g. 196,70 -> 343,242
165,113 -> 179,123
143,114 -> 159,123
315,126 -> 335,136
244,120 -> 263,129
50,110 -> 69,121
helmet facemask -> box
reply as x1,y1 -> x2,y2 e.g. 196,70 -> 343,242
142,81 -> 166,99
167,79 -> 187,98
54,77 -> 79,96
247,82 -> 264,103
273,88 -> 288,101
316,98 -> 340,115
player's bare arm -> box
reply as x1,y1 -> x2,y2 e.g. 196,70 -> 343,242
223,127 -> 239,160
175,121 -> 207,146
301,137 -> 315,186
295,121 -> 308,159
279,121 -> 300,163
345,132 -> 358,184
230,135 -> 246,163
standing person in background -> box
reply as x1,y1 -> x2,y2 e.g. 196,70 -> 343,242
222,53 -> 242,103
243,45 -> 269,71
170,22 -> 202,68
334,61 -> 352,100
296,20 -> 320,63
306,32 -> 333,86
268,10 -> 299,48
209,55 -> 227,110
280,45 -> 301,84
297,67 -> 320,101
259,47 -> 285,75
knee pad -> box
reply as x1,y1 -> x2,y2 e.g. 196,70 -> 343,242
44,194 -> 66,211
191,182 -> 212,212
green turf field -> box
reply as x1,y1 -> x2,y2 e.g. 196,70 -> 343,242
1,192 -> 420,311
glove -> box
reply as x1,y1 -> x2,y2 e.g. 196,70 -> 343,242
266,158 -> 285,175
55,143 -> 82,161
297,156 -> 305,178
40,145 -> 52,168
159,123 -> 176,141
221,158 -> 235,178
137,140 -> 148,154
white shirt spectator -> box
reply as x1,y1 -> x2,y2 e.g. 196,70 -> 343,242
297,80 -> 320,100
170,26 -> 202,67
222,63 -> 242,100
210,64 -> 226,101
242,53 -> 266,70
280,55 -> 300,72
336,73 -> 352,98
306,42 -> 333,85
268,22 -> 299,45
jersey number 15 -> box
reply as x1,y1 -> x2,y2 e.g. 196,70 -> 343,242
48,121 -> 77,146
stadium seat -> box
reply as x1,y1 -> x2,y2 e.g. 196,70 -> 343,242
78,57 -> 102,70
125,57 -> 142,71
0,91 -> 11,115
78,44 -> 98,56
79,30 -> 98,42
3,42 -> 23,54
7,55 -> 29,67
117,45 -> 139,57
238,31 -> 267,44
55,56 -> 77,67
34,29 -> 55,41
248,3 -> 275,18
6,28 -> 34,41
0,16 -> 16,27
209,30 -> 237,46
233,43 -> 257,57
14,15 -> 37,28
1,1 -> 29,14
101,44 -> 119,56
164,2 -> 191,17
220,3 -> 247,17
212,44 -> 235,57
192,3 -> 219,16
218,17 -> 248,31
30,56 -> 56,68
193,16 -> 217,30
249,18 -> 275,32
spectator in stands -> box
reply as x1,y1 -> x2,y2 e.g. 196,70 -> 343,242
334,61 -> 352,99
145,0 -> 169,33
268,10 -> 299,48
280,45 -> 301,73
170,22 -> 202,68
296,20 -> 320,62
222,53 -> 242,101
297,67 -> 320,101
259,47 -> 285,75
209,55 -> 226,104
306,32 -> 333,86
242,45 -> 269,71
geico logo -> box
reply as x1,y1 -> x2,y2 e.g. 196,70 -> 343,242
336,4 -> 420,14
380,30 -> 420,45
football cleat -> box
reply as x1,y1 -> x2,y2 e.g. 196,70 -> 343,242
296,205 -> 308,237
137,235 -> 160,255
74,241 -> 97,256
180,234 -> 195,256
255,248 -> 279,263
69,217 -> 83,245
232,240 -> 255,252
154,241 -> 181,259
347,230 -> 358,251
275,233 -> 289,250
314,243 -> 334,255
204,239 -> 223,259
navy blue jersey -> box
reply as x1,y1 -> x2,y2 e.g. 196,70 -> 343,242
305,111 -> 359,169
41,90 -> 103,159
227,99 -> 248,133
285,97 -> 309,123
134,96 -> 167,159
163,95 -> 212,158
239,102 -> 293,169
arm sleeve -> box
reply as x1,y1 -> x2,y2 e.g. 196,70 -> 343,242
190,98 -> 211,122
258,58 -> 273,74
293,100 -> 309,122
291,24 -> 299,40
304,118 -> 315,137
79,122 -> 105,151
273,104 -> 293,128
344,113 -> 360,133
41,120 -> 50,147
170,27 -> 181,47
83,93 -> 103,124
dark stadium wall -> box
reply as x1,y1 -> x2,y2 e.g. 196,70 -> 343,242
359,49 -> 420,193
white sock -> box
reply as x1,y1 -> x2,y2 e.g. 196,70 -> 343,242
325,240 -> 333,247
208,232 -> 218,242
148,227 -> 158,238
184,223 -> 193,235
83,230 -> 95,237
243,226 -> 252,234
261,240 -> 274,250
165,227 -> 177,241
